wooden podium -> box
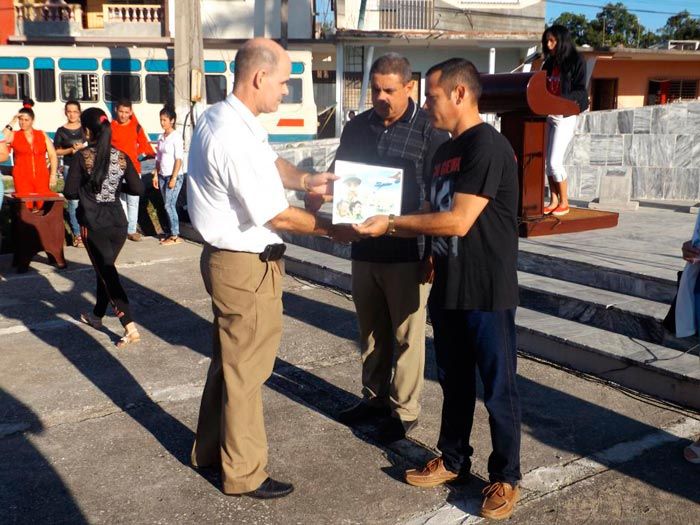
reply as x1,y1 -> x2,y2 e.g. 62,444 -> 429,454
480,71 -> 618,237
6,193 -> 67,273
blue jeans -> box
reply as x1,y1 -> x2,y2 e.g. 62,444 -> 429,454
120,193 -> 139,235
428,295 -> 522,484
158,174 -> 183,237
63,165 -> 80,236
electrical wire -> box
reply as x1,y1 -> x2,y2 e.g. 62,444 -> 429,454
547,0 -> 700,18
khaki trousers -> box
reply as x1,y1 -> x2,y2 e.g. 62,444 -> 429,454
191,245 -> 283,494
351,260 -> 430,421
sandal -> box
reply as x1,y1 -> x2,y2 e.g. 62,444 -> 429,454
684,440 -> 700,464
116,329 -> 141,349
80,312 -> 103,329
73,235 -> 84,248
161,236 -> 183,245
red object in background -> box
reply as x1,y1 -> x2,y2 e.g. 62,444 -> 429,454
659,81 -> 670,104
0,0 -> 15,44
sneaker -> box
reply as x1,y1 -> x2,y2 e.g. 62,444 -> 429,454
480,482 -> 520,520
551,204 -> 570,216
405,457 -> 460,488
127,232 -> 142,242
337,401 -> 390,425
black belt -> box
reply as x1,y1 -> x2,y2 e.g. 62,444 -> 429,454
259,243 -> 286,262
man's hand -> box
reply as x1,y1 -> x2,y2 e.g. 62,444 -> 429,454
682,240 -> 700,263
330,223 -> 360,243
151,172 -> 158,190
353,215 -> 389,238
306,172 -> 338,195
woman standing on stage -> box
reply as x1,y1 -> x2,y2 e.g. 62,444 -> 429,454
541,25 -> 589,217
64,107 -> 144,348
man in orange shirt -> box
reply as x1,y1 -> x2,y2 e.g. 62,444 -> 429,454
111,99 -> 155,241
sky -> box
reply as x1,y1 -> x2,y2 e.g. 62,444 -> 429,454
545,0 -> 700,33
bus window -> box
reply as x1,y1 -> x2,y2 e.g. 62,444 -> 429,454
0,72 -> 30,100
104,74 -> 141,103
205,75 -> 226,104
60,73 -> 99,102
34,69 -> 56,102
145,74 -> 174,105
283,78 -> 302,104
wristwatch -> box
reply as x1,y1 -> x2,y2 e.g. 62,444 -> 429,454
4,125 -> 12,131
386,214 -> 396,236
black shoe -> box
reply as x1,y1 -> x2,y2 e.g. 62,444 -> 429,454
376,418 -> 418,444
337,402 -> 391,425
241,477 -> 294,499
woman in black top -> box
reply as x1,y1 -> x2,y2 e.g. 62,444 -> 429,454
541,25 -> 589,217
54,100 -> 86,247
64,108 -> 144,348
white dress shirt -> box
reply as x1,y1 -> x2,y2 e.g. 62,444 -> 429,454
186,94 -> 290,253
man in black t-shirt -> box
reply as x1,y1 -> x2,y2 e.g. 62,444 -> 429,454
354,58 -> 521,521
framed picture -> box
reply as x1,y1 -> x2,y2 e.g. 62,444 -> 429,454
332,160 -> 403,224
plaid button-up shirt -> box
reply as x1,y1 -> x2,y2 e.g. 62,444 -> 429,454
334,99 -> 449,262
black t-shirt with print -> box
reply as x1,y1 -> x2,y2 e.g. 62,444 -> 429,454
429,122 -> 519,311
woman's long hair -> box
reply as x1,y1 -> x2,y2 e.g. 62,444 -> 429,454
80,107 -> 113,192
542,25 -> 578,71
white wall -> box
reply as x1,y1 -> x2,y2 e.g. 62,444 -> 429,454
201,0 -> 312,40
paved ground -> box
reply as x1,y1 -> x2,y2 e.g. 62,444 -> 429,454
1,235 -> 699,524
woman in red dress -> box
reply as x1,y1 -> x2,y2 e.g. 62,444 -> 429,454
4,99 -> 58,210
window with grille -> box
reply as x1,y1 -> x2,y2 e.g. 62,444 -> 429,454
60,73 -> 98,102
647,79 -> 698,105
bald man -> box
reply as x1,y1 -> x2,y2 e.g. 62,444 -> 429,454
188,38 -> 349,499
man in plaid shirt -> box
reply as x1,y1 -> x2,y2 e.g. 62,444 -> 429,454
333,53 -> 448,443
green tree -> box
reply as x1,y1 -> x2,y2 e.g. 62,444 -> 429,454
550,12 -> 591,46
589,2 -> 647,47
660,10 -> 700,40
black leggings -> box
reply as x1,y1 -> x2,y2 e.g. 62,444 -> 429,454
81,225 -> 133,327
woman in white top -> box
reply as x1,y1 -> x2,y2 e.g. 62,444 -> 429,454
152,106 -> 184,245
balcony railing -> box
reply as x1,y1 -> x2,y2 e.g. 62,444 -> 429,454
14,2 -> 82,23
377,0 -> 434,31
103,4 -> 162,24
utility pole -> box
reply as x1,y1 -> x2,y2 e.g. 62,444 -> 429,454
281,0 -> 288,48
174,0 -> 206,155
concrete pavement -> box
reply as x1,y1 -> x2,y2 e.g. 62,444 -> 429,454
1,237 -> 699,524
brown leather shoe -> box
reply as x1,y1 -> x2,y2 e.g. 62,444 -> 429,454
127,232 -> 142,242
480,481 -> 519,520
405,457 -> 459,488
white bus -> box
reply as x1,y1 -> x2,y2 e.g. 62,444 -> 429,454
0,45 -> 317,146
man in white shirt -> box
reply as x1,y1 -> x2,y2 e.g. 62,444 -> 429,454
187,38 -> 344,500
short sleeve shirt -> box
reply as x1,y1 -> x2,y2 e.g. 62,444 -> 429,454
156,129 -> 184,177
186,94 -> 289,253
429,123 -> 519,311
